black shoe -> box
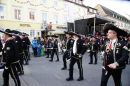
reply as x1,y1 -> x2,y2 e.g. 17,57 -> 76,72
61,67 -> 67,70
46,56 -> 49,58
94,63 -> 97,65
2,84 -> 9,86
66,77 -> 73,81
49,60 -> 53,62
18,72 -> 24,75
77,77 -> 84,81
88,62 -> 93,64
56,59 -> 59,62
25,63 -> 29,65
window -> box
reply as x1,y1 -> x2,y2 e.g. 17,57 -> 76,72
29,11 -> 35,21
76,0 -> 79,3
78,8 -> 80,12
94,10 -> 97,14
63,16 -> 67,25
54,14 -> 58,24
30,29 -> 35,38
30,0 -> 34,2
89,8 -> 93,13
54,1 -> 58,7
0,5 -> 4,19
42,13 -> 47,23
63,4 -> 67,10
42,0 -> 46,4
14,8 -> 21,20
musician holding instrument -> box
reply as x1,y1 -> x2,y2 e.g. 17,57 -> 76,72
61,31 -> 74,70
88,36 -> 99,64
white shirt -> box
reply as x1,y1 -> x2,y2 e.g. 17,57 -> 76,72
73,38 -> 78,55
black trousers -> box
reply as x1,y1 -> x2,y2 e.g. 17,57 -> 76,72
33,48 -> 37,57
89,51 -> 97,63
62,51 -> 68,68
100,67 -> 122,86
23,50 -> 29,64
27,46 -> 30,59
3,64 -> 21,86
47,49 -> 52,57
69,57 -> 83,78
15,54 -> 24,73
51,49 -> 59,60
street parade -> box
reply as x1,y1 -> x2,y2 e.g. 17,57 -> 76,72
0,0 -> 130,86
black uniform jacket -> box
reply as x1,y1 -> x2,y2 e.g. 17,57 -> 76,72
88,41 -> 99,52
2,38 -> 19,68
15,36 -> 23,53
53,39 -> 58,49
66,37 -> 74,50
72,39 -> 87,57
26,37 -> 31,46
102,40 -> 128,69
22,38 -> 28,50
46,39 -> 53,48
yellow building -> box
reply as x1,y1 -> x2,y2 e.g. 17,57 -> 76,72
0,0 -> 92,40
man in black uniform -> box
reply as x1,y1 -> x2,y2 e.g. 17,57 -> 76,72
45,35 -> 53,58
88,36 -> 99,64
25,33 -> 31,60
66,32 -> 87,81
61,31 -> 74,70
49,35 -> 59,62
100,23 -> 128,86
0,29 -> 21,86
21,33 -> 29,65
12,30 -> 24,75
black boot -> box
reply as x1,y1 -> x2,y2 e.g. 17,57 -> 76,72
49,59 -> 53,62
66,77 -> 73,81
61,67 -> 67,70
77,77 -> 84,81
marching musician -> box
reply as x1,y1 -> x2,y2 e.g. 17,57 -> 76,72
61,31 -> 74,70
12,30 -> 24,75
45,35 -> 53,58
88,36 -> 99,64
66,32 -> 87,81
49,35 -> 59,62
100,23 -> 128,86
21,33 -> 29,65
0,29 -> 21,86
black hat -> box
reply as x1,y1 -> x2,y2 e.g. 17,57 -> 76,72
103,23 -> 127,36
0,29 -> 17,36
71,31 -> 81,37
45,35 -> 51,37
64,31 -> 72,34
127,34 -> 130,38
91,35 -> 97,39
12,30 -> 22,36
52,34 -> 58,38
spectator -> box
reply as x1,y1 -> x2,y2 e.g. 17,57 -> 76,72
32,37 -> 38,57
37,43 -> 42,57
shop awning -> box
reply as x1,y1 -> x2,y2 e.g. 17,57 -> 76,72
52,29 -> 67,34
41,29 -> 55,31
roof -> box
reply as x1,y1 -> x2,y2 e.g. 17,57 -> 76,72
64,0 -> 97,10
99,4 -> 130,23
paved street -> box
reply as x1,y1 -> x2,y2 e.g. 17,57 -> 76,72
0,53 -> 130,86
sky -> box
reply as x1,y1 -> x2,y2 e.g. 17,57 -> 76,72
84,0 -> 130,16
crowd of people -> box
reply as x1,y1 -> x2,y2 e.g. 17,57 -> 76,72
0,23 -> 129,86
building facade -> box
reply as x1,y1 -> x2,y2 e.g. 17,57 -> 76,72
95,4 -> 130,31
0,0 -> 93,40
